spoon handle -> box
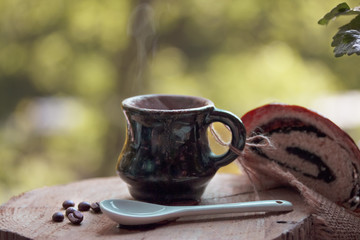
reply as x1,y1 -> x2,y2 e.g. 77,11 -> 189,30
174,200 -> 293,217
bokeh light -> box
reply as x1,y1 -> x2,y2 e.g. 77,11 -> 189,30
1,0 -> 360,204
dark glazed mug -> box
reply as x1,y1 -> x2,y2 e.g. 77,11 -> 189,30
116,94 -> 246,204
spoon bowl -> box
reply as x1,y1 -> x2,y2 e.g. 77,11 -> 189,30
100,199 -> 293,225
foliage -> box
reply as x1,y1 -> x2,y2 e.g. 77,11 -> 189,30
318,2 -> 360,57
1,0 -> 360,204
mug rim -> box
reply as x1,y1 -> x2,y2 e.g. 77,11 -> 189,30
122,94 -> 215,113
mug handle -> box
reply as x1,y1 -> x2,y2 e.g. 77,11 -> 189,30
205,108 -> 246,169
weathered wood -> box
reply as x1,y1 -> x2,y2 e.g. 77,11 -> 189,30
0,174 -> 313,240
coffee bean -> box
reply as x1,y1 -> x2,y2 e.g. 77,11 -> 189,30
62,200 -> 75,209
52,212 -> 64,222
90,202 -> 102,213
78,201 -> 91,211
68,210 -> 83,224
65,206 -> 77,216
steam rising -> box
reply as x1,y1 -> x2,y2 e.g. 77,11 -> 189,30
127,3 -> 157,91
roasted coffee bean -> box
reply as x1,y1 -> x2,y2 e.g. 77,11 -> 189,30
52,212 -> 64,222
68,210 -> 83,224
62,200 -> 75,209
65,206 -> 77,216
90,202 -> 101,213
78,201 -> 91,211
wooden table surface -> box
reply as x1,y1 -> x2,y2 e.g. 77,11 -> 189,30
0,173 -> 313,240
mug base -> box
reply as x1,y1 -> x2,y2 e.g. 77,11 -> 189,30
121,176 -> 213,205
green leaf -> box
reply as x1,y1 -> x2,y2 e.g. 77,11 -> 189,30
331,15 -> 360,57
318,2 -> 355,25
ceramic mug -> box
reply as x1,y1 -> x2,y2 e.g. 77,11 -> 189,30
116,94 -> 246,204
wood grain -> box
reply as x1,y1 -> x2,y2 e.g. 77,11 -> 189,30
0,174 -> 313,240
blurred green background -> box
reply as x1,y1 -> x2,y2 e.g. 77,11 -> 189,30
1,0 -> 360,204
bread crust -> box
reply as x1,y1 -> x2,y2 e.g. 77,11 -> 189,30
241,103 -> 360,211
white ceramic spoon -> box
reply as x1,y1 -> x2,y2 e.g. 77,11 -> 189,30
100,199 -> 293,225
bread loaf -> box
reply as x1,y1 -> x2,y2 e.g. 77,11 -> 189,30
240,103 -> 360,211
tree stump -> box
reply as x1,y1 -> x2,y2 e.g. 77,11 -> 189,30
0,173 -> 313,240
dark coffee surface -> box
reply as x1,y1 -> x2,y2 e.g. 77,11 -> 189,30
123,95 -> 213,110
